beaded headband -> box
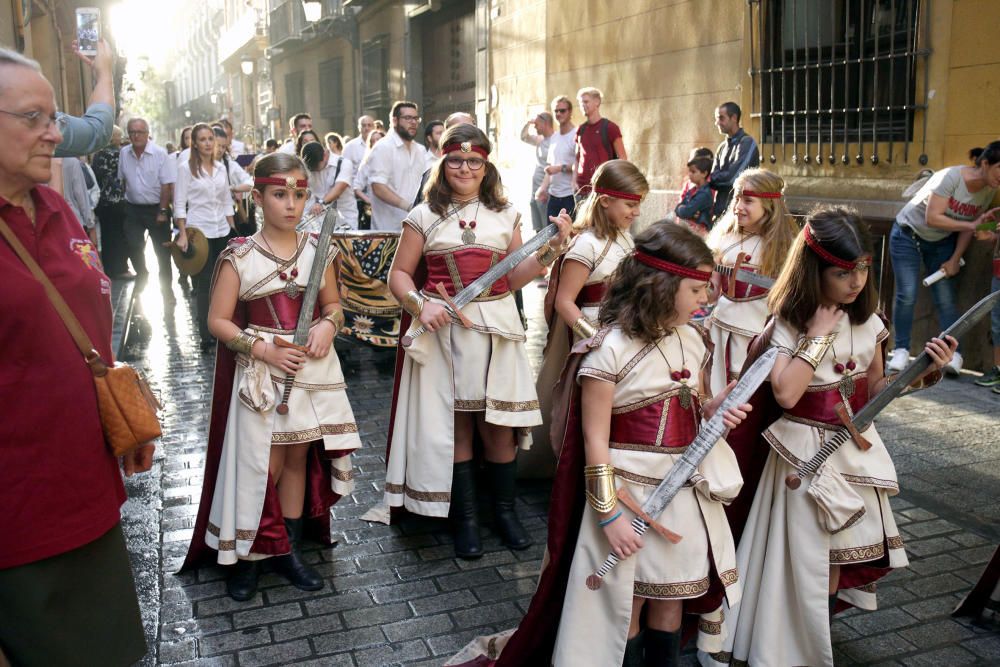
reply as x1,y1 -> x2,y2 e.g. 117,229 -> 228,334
802,224 -> 871,270
254,176 -> 308,189
594,187 -> 642,202
442,142 -> 489,159
740,189 -> 783,199
633,250 -> 712,281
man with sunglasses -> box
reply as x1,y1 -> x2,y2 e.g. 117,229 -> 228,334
538,95 -> 578,219
367,101 -> 428,231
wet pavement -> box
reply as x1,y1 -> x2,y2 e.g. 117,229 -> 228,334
116,265 -> 1000,666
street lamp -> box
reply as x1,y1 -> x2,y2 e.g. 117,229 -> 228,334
302,0 -> 322,22
240,55 -> 254,76
184,109 -> 192,119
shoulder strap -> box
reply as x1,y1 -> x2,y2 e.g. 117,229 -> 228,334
599,118 -> 616,160
0,213 -> 107,374
739,316 -> 776,377
333,157 -> 343,182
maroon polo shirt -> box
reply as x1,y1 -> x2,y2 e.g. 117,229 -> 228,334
0,185 -> 125,570
574,117 -> 623,193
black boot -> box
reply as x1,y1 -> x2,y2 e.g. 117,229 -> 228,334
644,628 -> 681,666
829,593 -> 838,621
623,630 -> 644,667
450,461 -> 483,559
486,460 -> 532,550
226,559 -> 259,602
271,517 -> 324,591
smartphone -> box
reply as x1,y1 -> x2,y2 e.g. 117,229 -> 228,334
75,7 -> 100,56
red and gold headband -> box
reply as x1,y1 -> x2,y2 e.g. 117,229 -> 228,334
633,250 -> 712,281
740,189 -> 783,199
254,176 -> 308,189
803,224 -> 871,270
442,142 -> 489,159
594,187 -> 642,202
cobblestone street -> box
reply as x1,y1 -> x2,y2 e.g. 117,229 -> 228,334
118,276 -> 1000,667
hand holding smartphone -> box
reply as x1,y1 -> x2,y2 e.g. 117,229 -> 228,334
75,7 -> 100,57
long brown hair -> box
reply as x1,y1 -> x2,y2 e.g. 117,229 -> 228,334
188,123 -> 215,178
768,206 -> 878,332
707,168 -> 798,277
599,222 -> 714,344
573,159 -> 649,239
423,124 -> 508,216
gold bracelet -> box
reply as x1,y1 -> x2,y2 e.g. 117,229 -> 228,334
402,289 -> 425,318
322,308 -> 345,331
583,463 -> 617,513
225,331 -> 261,356
571,315 -> 597,339
794,333 -> 836,370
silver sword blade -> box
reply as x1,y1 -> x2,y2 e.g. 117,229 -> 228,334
715,264 -> 775,290
640,347 -> 779,521
291,207 -> 339,344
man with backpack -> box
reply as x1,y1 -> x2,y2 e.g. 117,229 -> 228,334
574,87 -> 627,200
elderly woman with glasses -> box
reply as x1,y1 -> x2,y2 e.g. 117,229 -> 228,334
0,48 -> 153,666
374,123 -> 571,559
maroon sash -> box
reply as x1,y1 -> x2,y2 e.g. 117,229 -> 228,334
575,281 -> 607,308
245,293 -> 321,331
423,247 -> 510,297
784,376 -> 869,425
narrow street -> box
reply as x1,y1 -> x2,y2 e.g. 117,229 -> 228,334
118,274 -> 1000,666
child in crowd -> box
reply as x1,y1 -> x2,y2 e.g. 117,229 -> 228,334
534,159 -> 648,455
674,150 -> 714,235
702,207 -> 955,667
182,152 -> 362,602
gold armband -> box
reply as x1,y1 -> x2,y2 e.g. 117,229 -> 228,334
225,331 -> 261,356
572,315 -> 597,339
535,241 -> 561,267
584,464 -> 617,513
322,308 -> 345,331
794,334 -> 836,370
402,289 -> 426,318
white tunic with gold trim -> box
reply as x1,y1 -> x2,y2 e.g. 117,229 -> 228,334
382,200 -> 542,518
700,313 -> 907,667
553,325 -> 743,665
205,235 -> 362,564
707,232 -> 770,392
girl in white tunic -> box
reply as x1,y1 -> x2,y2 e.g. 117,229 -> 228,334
533,160 -> 647,458
701,207 -> 956,667
184,153 -> 362,602
382,124 -> 571,559
555,222 -> 750,667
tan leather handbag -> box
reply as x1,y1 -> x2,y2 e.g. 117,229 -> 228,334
0,215 -> 162,456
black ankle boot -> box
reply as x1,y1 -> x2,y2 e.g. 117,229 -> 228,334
485,460 -> 532,550
450,461 -> 483,559
226,559 -> 259,602
271,517 -> 324,591
644,628 -> 681,666
623,630 -> 644,667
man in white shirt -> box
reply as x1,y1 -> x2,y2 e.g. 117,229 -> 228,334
119,117 -> 178,301
366,101 -> 428,231
343,114 -> 374,168
277,113 -> 313,155
537,95 -> 578,219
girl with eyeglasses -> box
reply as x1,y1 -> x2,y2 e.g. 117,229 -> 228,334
374,124 -> 571,559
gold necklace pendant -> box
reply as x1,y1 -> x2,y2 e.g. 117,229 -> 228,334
284,280 -> 299,299
461,225 -> 476,245
838,374 -> 855,400
678,381 -> 693,410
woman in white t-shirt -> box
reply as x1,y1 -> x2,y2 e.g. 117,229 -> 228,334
888,141 -> 1000,375
173,123 -> 236,351
300,141 -> 358,230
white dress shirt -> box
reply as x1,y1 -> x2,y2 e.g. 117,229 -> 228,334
366,131 -> 428,231
277,139 -> 297,155
343,136 -> 367,172
304,156 -> 359,230
173,160 -> 235,239
118,141 -> 177,205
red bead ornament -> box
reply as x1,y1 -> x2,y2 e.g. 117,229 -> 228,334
670,369 -> 692,382
834,363 -> 845,374
846,360 -> 856,371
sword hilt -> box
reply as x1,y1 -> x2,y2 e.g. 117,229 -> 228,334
276,374 -> 295,415
785,429 -> 851,489
586,517 -> 649,590
401,325 -> 426,348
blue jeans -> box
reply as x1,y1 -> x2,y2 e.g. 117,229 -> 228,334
889,222 -> 960,350
546,194 -> 576,221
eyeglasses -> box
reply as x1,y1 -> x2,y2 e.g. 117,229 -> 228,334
554,107 -> 570,114
398,115 -> 421,123
128,129 -> 149,136
444,156 -> 486,171
0,109 -> 69,134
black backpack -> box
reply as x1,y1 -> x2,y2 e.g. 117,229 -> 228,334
576,118 -> 617,161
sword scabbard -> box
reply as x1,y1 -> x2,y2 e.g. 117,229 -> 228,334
834,403 -> 871,451
616,488 -> 683,544
727,252 -> 750,300
435,282 -> 473,328
272,336 -> 309,354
